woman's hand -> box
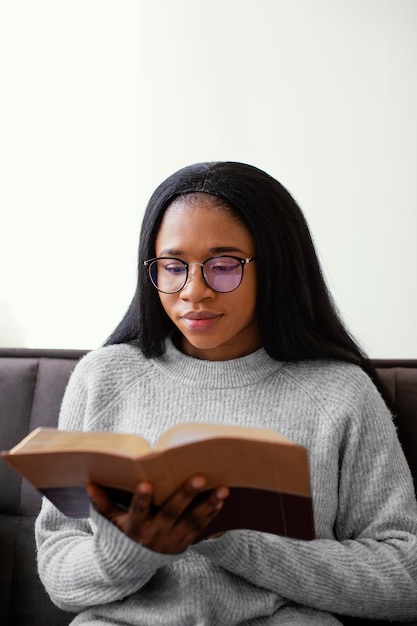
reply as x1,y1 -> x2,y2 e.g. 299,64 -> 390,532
87,476 -> 229,554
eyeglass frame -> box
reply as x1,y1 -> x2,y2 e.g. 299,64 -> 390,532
143,255 -> 257,294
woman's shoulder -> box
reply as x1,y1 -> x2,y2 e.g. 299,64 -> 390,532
285,358 -> 369,385
70,342 -> 150,383
78,341 -> 144,363
282,359 -> 382,412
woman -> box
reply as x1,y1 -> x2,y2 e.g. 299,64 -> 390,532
36,162 -> 417,625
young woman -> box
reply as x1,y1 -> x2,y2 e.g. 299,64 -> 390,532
36,162 -> 417,625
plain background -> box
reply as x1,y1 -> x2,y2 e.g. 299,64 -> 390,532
0,0 -> 416,356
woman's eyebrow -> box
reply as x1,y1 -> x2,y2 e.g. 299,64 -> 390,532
209,246 -> 247,254
158,248 -> 182,256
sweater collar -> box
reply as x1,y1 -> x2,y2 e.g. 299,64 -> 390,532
151,336 -> 282,389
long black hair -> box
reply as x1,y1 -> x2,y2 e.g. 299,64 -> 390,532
106,161 -> 366,367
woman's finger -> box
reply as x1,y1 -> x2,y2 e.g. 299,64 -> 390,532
156,475 -> 208,525
86,483 -> 116,516
149,482 -> 230,553
177,485 -> 230,538
123,481 -> 154,535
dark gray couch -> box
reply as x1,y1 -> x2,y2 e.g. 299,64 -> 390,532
0,348 -> 416,626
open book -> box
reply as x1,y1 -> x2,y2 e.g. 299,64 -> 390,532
1,423 -> 315,541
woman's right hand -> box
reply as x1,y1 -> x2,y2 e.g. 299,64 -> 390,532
87,477 -> 229,554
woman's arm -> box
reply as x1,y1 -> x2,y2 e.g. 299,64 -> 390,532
34,354 -> 169,611
194,519 -> 417,621
194,385 -> 417,621
36,476 -> 228,612
35,351 -> 229,612
35,499 -> 178,612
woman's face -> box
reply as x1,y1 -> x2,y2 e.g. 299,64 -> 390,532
154,195 -> 261,361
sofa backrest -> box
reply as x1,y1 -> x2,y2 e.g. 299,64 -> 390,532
371,359 -> 417,488
0,348 -> 86,626
0,348 -> 416,626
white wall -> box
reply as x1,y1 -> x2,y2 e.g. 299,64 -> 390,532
1,0 -> 416,356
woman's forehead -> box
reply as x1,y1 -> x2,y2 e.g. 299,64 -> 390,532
156,198 -> 254,256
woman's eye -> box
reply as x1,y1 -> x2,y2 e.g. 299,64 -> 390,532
165,264 -> 186,274
212,262 -> 239,272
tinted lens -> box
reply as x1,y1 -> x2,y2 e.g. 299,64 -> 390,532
150,259 -> 187,293
203,257 -> 243,292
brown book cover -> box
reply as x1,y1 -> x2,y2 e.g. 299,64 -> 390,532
1,423 -> 315,541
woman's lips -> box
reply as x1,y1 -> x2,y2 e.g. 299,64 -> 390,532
181,312 -> 222,331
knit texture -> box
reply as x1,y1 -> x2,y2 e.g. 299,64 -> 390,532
35,339 -> 417,625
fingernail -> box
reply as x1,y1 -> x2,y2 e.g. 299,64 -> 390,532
216,487 -> 230,500
191,476 -> 206,489
138,481 -> 153,494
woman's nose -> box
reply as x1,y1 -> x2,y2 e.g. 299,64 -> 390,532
179,265 -> 213,300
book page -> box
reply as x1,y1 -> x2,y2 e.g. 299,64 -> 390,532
156,422 -> 293,450
5,427 -> 152,457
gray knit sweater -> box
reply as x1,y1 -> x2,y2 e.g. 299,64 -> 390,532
35,339 -> 417,625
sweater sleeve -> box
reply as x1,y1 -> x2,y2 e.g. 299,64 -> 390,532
35,353 -> 180,613
194,382 -> 417,622
35,502 -> 178,612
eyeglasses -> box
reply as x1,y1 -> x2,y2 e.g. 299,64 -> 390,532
144,255 -> 257,294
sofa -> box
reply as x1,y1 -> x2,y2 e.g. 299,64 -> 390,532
0,347 -> 416,626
